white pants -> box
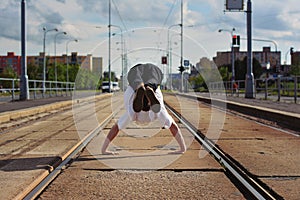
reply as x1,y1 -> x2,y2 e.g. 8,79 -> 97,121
117,86 -> 174,130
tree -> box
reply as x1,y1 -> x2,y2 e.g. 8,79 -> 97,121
235,57 -> 263,80
27,63 -> 41,80
289,64 -> 300,76
218,66 -> 231,81
103,71 -> 118,82
1,66 -> 17,79
75,67 -> 100,90
0,66 -> 18,89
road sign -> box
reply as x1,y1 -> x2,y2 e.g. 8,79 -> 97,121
184,60 -> 189,66
225,0 -> 244,11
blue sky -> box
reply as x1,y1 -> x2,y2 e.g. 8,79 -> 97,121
1,0 -> 300,76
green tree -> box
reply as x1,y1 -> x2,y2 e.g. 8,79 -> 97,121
235,57 -> 263,80
75,67 -> 100,90
103,71 -> 118,82
289,64 -> 300,76
0,66 -> 18,88
27,63 -> 42,80
218,66 -> 231,81
1,66 -> 17,79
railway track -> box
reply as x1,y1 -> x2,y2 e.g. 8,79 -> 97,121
0,92 -> 298,199
166,103 -> 280,200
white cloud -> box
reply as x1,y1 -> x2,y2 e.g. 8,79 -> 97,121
1,0 -> 300,70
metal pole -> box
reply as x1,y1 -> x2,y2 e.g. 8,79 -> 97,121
111,25 -> 124,91
231,34 -> 235,95
66,41 -> 69,94
42,27 -> 58,97
20,0 -> 29,100
43,28 -> 46,97
65,39 -> 78,95
218,28 -> 236,95
245,0 -> 255,98
108,0 -> 112,93
294,76 -> 297,103
180,0 -> 183,92
54,32 -> 67,96
167,24 -> 181,91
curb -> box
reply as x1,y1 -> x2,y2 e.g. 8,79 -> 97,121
0,93 -> 113,125
174,93 -> 300,133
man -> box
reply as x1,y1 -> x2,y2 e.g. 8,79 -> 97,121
101,63 -> 186,155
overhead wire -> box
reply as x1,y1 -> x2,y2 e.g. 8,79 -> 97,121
112,0 -> 128,32
156,0 -> 179,55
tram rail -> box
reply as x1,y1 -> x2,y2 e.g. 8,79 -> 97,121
0,92 -> 297,199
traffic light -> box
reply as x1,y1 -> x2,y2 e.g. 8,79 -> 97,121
161,56 -> 167,64
178,66 -> 185,73
232,35 -> 240,46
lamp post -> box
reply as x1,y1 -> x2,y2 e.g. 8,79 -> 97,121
218,28 -> 236,94
169,34 -> 180,90
54,31 -> 67,96
42,27 -> 58,97
245,0 -> 255,98
167,24 -> 181,90
265,62 -> 270,100
66,39 -> 78,93
111,24 -> 125,91
20,0 -> 29,100
285,47 -> 293,65
108,0 -> 112,93
180,0 -> 183,92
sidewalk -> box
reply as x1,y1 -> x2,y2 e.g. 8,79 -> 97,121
0,96 -> 72,113
197,92 -> 300,114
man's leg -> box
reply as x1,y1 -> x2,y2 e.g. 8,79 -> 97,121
169,122 -> 186,154
145,86 -> 160,113
101,123 -> 120,155
133,84 -> 145,112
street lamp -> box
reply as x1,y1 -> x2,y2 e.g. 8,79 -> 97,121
218,28 -> 236,94
66,39 -> 78,93
111,24 -> 125,91
54,31 -> 67,95
167,24 -> 181,90
169,34 -> 181,90
42,27 -> 58,97
285,47 -> 293,65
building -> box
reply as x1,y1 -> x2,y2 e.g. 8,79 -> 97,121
213,47 -> 281,72
291,51 -> 300,66
0,52 -> 22,76
1,52 -> 103,78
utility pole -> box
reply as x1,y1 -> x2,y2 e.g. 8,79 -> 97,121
245,0 -> 255,98
180,0 -> 184,92
108,0 -> 112,93
20,0 -> 29,100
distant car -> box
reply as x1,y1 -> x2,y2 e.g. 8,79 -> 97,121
112,82 -> 120,92
101,81 -> 120,93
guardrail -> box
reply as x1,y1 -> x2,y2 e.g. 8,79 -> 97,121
0,78 -> 75,101
209,76 -> 300,103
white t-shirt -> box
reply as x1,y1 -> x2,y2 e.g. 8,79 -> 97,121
117,86 -> 174,130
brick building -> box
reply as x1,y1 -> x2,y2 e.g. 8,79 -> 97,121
291,51 -> 300,66
1,52 -> 103,78
0,52 -> 22,75
213,47 -> 281,71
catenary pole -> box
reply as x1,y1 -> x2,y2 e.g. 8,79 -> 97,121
108,0 -> 112,93
245,0 -> 255,98
20,0 -> 29,100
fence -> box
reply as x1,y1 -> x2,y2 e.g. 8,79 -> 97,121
0,78 -> 75,101
209,76 -> 300,104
